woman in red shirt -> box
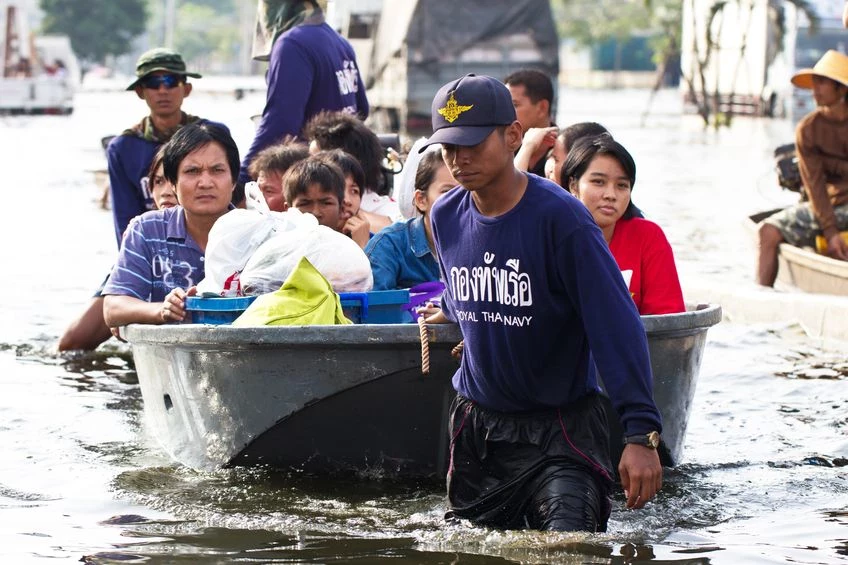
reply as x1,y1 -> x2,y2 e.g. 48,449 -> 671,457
560,135 -> 685,315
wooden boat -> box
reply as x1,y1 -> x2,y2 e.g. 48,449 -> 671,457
124,303 -> 721,478
749,209 -> 848,296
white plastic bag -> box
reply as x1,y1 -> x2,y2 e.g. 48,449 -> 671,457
239,224 -> 373,295
196,207 -> 317,296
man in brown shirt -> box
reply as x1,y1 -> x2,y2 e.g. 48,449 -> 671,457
758,50 -> 848,286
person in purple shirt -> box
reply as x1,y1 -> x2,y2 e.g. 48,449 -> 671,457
420,74 -> 663,532
239,0 -> 369,184
103,123 -> 238,330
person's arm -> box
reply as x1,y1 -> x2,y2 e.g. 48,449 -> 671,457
843,0 -> 848,28
637,223 -> 686,315
797,123 -> 839,240
364,229 -> 402,290
106,137 -> 147,247
558,224 -> 662,507
514,126 -> 558,171
239,37 -> 314,183
104,287 -> 193,327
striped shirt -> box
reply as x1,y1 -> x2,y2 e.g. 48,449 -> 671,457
103,207 -> 205,302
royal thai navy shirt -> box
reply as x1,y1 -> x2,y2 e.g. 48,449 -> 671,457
238,22 -> 370,183
102,207 -> 205,303
430,174 -> 662,436
365,216 -> 441,290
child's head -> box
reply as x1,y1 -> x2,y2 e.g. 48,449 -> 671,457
248,139 -> 309,212
312,149 -> 366,229
284,156 -> 345,228
147,147 -> 177,209
413,149 -> 454,218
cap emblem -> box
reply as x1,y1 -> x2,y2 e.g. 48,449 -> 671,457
438,92 -> 473,123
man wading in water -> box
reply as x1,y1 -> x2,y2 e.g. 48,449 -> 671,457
421,74 -> 663,531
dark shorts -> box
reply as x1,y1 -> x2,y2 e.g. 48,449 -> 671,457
763,203 -> 848,248
446,393 -> 614,532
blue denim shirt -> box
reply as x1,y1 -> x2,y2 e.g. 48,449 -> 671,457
364,216 -> 441,290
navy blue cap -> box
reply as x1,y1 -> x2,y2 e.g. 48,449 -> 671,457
419,74 -> 517,153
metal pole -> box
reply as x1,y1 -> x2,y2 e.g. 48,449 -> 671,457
164,0 -> 176,48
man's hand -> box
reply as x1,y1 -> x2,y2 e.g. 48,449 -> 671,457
618,444 -> 663,509
826,233 -> 848,261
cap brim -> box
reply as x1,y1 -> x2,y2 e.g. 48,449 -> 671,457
418,124 -> 497,153
791,70 -> 815,89
126,68 -> 203,90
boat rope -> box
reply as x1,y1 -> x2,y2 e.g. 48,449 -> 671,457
418,314 -> 430,375
451,340 -> 464,359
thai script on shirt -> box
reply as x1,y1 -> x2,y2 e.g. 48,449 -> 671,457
449,251 -> 534,327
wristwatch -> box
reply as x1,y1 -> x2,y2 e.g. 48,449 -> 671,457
623,431 -> 661,449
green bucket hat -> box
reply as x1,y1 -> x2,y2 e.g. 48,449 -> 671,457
126,47 -> 202,90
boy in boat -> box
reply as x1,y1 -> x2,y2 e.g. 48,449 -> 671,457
283,155 -> 346,231
247,140 -> 310,213
420,74 -> 663,531
757,50 -> 848,286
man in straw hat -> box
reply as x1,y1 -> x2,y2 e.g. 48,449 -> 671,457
758,49 -> 848,286
57,48 -> 226,352
419,74 -> 662,531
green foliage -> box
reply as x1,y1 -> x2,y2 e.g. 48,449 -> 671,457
147,0 -> 242,71
39,0 -> 148,63
551,0 -> 653,47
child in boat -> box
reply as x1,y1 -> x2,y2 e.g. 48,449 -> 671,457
312,149 -> 372,249
283,155 -> 346,231
303,111 -> 401,231
561,134 -> 685,315
247,139 -> 310,213
365,148 -> 455,290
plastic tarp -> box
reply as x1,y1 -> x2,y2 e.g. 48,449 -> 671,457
368,0 -> 559,87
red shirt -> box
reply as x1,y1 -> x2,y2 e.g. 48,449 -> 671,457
608,217 -> 685,315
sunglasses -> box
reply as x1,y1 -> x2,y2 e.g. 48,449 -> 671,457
139,73 -> 183,89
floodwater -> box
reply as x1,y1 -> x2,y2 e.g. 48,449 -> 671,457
1,84 -> 846,564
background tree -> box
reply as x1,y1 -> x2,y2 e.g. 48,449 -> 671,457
39,0 -> 148,66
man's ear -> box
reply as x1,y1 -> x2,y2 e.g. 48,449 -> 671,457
183,82 -> 193,97
505,121 -> 524,151
134,86 -> 145,100
538,99 -> 550,118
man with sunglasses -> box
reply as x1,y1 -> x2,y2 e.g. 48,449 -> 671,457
106,47 -> 224,247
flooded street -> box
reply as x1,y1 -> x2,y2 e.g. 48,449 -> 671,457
0,85 -> 846,564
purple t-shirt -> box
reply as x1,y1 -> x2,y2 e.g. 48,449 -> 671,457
102,207 -> 205,302
238,22 -> 369,183
430,173 -> 662,437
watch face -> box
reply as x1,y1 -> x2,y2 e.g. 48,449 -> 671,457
647,431 -> 661,448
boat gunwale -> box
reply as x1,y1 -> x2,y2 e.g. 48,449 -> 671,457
123,304 -> 721,346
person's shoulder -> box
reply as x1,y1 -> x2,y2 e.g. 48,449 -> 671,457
431,186 -> 465,216
618,216 -> 667,238
526,173 -> 586,213
365,219 -> 409,253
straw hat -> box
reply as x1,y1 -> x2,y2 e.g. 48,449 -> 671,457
791,50 -> 848,89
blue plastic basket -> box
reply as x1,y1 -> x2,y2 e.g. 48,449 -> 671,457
339,290 -> 412,324
185,295 -> 257,325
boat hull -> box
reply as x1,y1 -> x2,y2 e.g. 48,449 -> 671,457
125,304 -> 721,477
749,209 -> 848,296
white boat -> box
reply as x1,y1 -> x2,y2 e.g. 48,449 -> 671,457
1,5 -> 78,115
